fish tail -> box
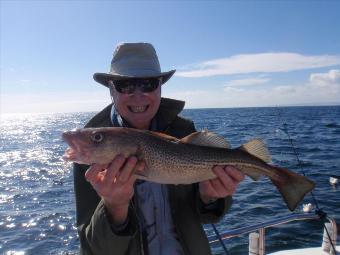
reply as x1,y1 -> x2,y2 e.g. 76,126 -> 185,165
270,166 -> 315,211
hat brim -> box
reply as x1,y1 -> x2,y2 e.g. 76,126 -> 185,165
93,70 -> 176,88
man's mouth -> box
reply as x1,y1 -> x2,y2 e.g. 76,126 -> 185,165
128,105 -> 149,113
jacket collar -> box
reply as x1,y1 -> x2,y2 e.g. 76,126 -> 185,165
156,97 -> 185,131
85,97 -> 185,130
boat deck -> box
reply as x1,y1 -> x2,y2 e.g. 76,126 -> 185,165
268,246 -> 340,254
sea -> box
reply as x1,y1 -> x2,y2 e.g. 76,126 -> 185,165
1,106 -> 339,255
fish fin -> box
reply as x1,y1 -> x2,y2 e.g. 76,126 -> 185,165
270,166 -> 315,211
237,166 -> 263,181
240,139 -> 271,163
149,131 -> 180,143
180,130 -> 231,149
133,171 -> 149,180
132,162 -> 149,180
248,172 -> 263,181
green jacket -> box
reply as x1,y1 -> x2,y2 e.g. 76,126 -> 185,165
73,98 -> 232,255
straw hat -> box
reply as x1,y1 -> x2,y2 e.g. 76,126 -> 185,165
93,42 -> 176,87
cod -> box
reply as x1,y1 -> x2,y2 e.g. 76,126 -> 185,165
62,127 -> 315,211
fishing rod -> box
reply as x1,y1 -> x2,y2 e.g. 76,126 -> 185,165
275,107 -> 320,209
211,223 -> 231,255
275,106 -> 337,254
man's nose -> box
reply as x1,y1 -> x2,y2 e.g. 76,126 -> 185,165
128,87 -> 148,96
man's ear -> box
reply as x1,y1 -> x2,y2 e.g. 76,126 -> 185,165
109,86 -> 115,102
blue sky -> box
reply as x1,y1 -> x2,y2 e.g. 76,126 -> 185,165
1,1 -> 340,114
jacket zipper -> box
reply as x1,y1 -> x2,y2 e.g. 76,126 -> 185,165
131,197 -> 145,255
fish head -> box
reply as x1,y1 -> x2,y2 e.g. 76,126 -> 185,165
62,127 -> 136,165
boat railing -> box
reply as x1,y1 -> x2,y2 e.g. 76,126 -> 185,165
208,212 -> 338,255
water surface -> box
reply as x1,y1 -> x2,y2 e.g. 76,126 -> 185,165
1,106 -> 339,254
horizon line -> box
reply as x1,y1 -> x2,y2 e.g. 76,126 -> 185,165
1,103 -> 339,116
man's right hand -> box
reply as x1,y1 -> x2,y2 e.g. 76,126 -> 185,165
85,155 -> 145,225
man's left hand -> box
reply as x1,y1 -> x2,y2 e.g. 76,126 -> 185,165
199,166 -> 245,204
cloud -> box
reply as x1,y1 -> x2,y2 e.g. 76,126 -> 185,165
3,70 -> 339,113
176,53 -> 340,77
20,79 -> 31,85
309,69 -> 340,87
224,77 -> 270,87
165,69 -> 340,108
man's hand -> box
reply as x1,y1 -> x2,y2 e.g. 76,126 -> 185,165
199,166 -> 244,204
85,155 -> 145,224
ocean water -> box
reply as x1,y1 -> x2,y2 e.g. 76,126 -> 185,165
0,106 -> 339,254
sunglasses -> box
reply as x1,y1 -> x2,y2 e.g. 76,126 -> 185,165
110,78 -> 161,94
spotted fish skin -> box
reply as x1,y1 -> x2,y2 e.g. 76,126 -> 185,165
62,127 -> 315,211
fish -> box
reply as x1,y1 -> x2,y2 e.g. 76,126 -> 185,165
62,127 -> 315,211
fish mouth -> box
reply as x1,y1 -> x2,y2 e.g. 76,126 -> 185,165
62,136 -> 79,161
128,105 -> 149,113
63,147 -> 78,161
62,131 -> 87,163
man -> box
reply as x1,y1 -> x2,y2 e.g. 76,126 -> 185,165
73,42 -> 244,255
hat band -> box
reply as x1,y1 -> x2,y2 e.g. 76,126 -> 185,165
109,67 -> 163,77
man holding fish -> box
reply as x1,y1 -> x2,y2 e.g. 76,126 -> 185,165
69,42 -> 245,255
64,43 -> 315,254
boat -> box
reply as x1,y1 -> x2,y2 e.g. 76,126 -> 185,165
208,212 -> 339,255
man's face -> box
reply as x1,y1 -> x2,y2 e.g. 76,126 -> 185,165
110,79 -> 161,130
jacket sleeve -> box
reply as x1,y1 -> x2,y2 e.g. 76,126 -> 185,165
196,191 -> 233,224
73,163 -> 138,255
193,183 -> 232,224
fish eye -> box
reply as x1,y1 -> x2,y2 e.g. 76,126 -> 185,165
91,132 -> 104,143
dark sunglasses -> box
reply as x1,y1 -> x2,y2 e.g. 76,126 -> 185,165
111,78 -> 161,94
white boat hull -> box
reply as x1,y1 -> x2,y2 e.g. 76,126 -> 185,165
268,245 -> 340,255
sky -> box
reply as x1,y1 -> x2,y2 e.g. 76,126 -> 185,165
1,0 -> 340,114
